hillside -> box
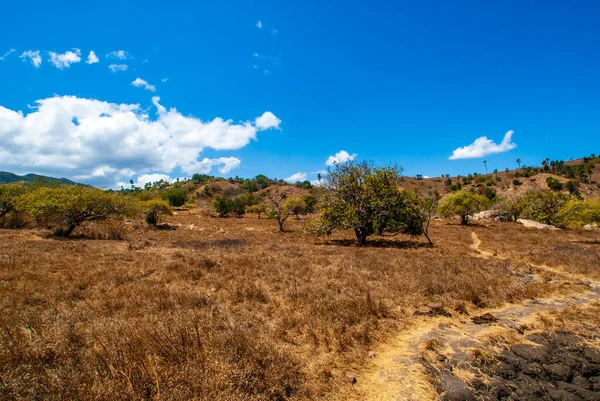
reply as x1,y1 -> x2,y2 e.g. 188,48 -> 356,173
0,171 -> 78,186
401,155 -> 600,200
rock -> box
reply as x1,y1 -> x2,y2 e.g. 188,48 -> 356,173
557,382 -> 600,401
544,363 -> 572,382
522,362 -> 545,379
517,219 -> 560,230
472,210 -> 500,221
344,375 -> 357,384
584,348 -> 600,364
414,306 -> 452,318
511,344 -> 549,363
548,389 -> 582,401
583,223 -> 600,231
472,313 -> 498,325
571,376 -> 592,390
367,351 -> 376,358
439,368 -> 476,401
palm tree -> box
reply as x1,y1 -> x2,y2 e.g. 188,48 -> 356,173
483,160 -> 488,174
516,159 -> 521,169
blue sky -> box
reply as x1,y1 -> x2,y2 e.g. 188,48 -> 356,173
1,1 -> 599,187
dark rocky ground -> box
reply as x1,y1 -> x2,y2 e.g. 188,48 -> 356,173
471,332 -> 600,400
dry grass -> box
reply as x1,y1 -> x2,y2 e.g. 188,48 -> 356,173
0,212 -> 596,400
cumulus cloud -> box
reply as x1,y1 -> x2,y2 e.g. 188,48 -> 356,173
256,21 -> 262,28
108,64 -> 128,73
108,50 -> 129,60
20,50 -> 42,68
449,130 -> 516,160
86,51 -> 99,64
131,78 -> 156,92
117,173 -> 172,189
284,172 -> 307,183
0,95 -> 281,187
325,150 -> 357,166
49,49 -> 82,69
0,48 -> 16,61
255,111 -> 281,130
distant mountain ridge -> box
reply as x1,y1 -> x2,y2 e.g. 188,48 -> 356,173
0,171 -> 78,185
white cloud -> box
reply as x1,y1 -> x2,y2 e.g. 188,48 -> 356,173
284,172 -> 307,183
255,111 -> 281,130
49,49 -> 82,69
131,78 -> 156,92
256,21 -> 262,28
185,157 -> 241,175
117,173 -> 172,189
325,150 -> 357,166
449,130 -> 516,160
86,51 -> 99,64
108,50 -> 129,60
271,28 -> 278,36
0,48 -> 16,61
0,95 -> 281,186
20,50 -> 42,68
161,77 -> 168,83
108,64 -> 128,73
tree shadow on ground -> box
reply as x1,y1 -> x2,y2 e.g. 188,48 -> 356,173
323,238 -> 433,249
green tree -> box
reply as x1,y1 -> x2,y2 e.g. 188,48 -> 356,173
283,196 -> 307,219
516,158 -> 522,169
507,190 -> 569,225
247,203 -> 267,219
0,183 -> 27,219
144,199 -> 173,226
17,186 -> 138,237
483,160 -> 487,174
316,161 -> 426,246
438,190 -> 490,225
266,190 -> 292,232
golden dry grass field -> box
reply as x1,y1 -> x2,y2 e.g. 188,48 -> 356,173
1,211 -> 599,400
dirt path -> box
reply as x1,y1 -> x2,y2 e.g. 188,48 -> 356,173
344,232 -> 600,401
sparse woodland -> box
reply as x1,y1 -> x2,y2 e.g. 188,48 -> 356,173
1,155 -> 600,400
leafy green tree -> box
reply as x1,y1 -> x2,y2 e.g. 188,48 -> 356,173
508,190 -> 569,225
144,199 -> 173,226
247,203 -> 267,219
266,190 -> 292,232
17,186 -> 138,237
283,196 -> 307,219
163,187 -> 187,207
516,158 -> 522,169
438,190 -> 490,225
316,161 -> 426,246
0,183 -> 27,219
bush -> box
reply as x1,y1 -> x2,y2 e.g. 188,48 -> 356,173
558,199 -> 600,229
512,179 -> 523,186
0,183 -> 28,220
546,177 -> 563,191
213,195 -> 232,217
163,187 -> 187,207
144,199 -> 173,226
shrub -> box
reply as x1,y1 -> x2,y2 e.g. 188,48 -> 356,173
0,183 -> 28,219
144,199 -> 173,226
213,195 -> 232,217
546,177 -> 563,191
512,179 -> 523,186
508,190 -> 569,225
558,199 -> 600,229
247,203 -> 267,219
163,187 -> 187,207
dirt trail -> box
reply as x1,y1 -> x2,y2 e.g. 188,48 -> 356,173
346,232 -> 600,401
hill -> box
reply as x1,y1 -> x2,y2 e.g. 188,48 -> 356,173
0,171 -> 78,186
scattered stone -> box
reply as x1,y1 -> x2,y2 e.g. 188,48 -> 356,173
517,219 -> 560,230
583,223 -> 600,231
544,363 -> 572,382
367,351 -> 376,359
344,375 -> 357,384
415,306 -> 453,318
472,313 -> 498,325
439,368 -> 476,401
511,344 -> 548,363
471,210 -> 500,221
